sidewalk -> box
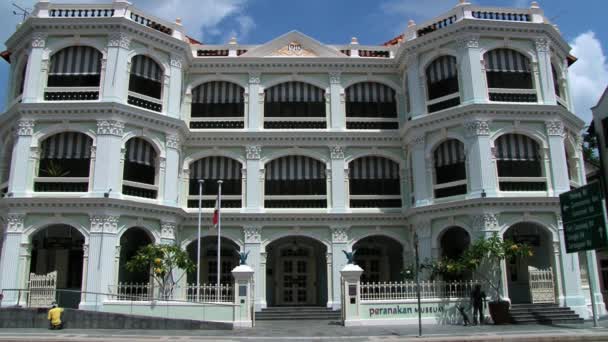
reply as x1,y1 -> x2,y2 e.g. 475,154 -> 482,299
1,320 -> 608,341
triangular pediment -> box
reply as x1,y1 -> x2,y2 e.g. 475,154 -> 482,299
242,31 -> 344,58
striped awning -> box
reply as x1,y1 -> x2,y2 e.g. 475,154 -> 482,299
495,134 -> 540,161
189,156 -> 242,180
434,140 -> 465,167
349,156 -> 399,180
426,56 -> 458,84
192,81 -> 244,104
41,132 -> 92,159
265,82 -> 324,103
484,49 -> 531,73
130,55 -> 163,82
345,82 -> 396,103
49,46 -> 102,76
265,156 -> 326,180
126,138 -> 156,166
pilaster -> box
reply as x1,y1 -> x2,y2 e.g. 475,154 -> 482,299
329,146 -> 346,212
22,33 -> 47,103
535,37 -> 557,105
457,35 -> 485,104
0,214 -> 25,305
408,135 -> 431,206
92,120 -> 124,198
9,120 -> 35,197
330,226 -> 349,310
243,225 -> 264,309
328,72 -> 345,130
405,54 -> 425,117
245,145 -> 262,211
247,72 -> 262,131
163,134 -> 181,206
465,120 -> 497,198
414,219 -> 432,269
545,120 -> 569,195
167,55 -> 184,118
102,32 -> 132,103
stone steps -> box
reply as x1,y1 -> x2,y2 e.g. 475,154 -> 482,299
508,304 -> 583,325
256,306 -> 341,321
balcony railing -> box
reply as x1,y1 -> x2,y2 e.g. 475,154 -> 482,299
427,92 -> 461,113
345,117 -> 399,130
34,177 -> 89,193
264,117 -> 327,129
499,177 -> 547,192
44,87 -> 100,101
189,117 -> 245,129
49,8 -> 115,17
130,12 -> 173,35
128,91 -> 162,112
360,280 -> 479,301
122,180 -> 158,199
434,179 -> 467,199
472,10 -> 531,22
488,88 -> 537,103
417,15 -> 458,37
108,283 -> 234,303
265,195 -> 327,208
187,195 -> 242,209
349,195 -> 402,208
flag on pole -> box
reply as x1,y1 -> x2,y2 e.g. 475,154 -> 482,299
212,192 -> 220,228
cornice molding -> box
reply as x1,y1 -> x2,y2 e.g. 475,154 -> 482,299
89,215 -> 120,234
108,32 -> 131,49
97,120 -> 125,136
160,221 -> 176,240
16,119 -> 35,136
244,225 -> 262,243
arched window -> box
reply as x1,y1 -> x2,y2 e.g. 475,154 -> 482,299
484,49 -> 537,103
348,156 -> 401,208
565,144 -> 581,188
35,132 -> 92,192
128,55 -> 163,112
495,134 -> 546,192
188,156 -> 242,208
552,63 -> 567,107
187,236 -> 239,288
426,56 -> 460,112
0,138 -> 13,196
14,59 -> 27,100
122,138 -> 158,199
190,81 -> 245,129
118,227 -> 153,290
440,226 -> 471,281
265,156 -> 327,208
345,82 -> 398,129
46,46 -> 102,101
433,139 -> 467,198
264,82 -> 326,129
353,236 -> 404,283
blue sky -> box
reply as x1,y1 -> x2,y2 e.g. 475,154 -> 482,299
1,0 -> 607,123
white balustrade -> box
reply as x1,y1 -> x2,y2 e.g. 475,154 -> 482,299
108,282 -> 234,303
359,280 -> 478,301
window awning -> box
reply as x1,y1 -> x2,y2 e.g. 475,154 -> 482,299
189,156 -> 242,180
265,82 -> 324,103
131,55 -> 162,82
434,140 -> 465,167
349,156 -> 399,180
41,132 -> 92,159
266,156 -> 326,180
192,81 -> 244,104
345,82 -> 396,103
495,134 -> 540,161
49,46 -> 102,76
484,49 -> 531,73
126,138 -> 156,166
426,56 -> 458,84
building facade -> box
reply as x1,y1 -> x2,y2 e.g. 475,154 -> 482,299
0,0 -> 603,318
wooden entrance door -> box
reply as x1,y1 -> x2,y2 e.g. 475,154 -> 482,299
276,246 -> 316,305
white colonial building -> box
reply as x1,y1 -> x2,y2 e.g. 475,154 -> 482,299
0,0 -> 603,319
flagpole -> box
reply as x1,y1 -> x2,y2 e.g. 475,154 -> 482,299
196,179 -> 204,303
216,180 -> 223,302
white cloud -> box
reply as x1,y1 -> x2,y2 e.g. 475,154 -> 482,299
0,0 -> 253,45
569,31 -> 608,123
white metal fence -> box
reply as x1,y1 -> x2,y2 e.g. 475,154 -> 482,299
528,266 -> 555,304
108,282 -> 234,303
28,271 -> 57,308
359,280 -> 478,301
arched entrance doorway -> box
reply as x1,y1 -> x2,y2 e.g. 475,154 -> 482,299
30,224 -> 85,308
118,227 -> 153,284
186,236 -> 240,285
353,235 -> 404,283
504,222 -> 554,304
440,226 -> 471,281
266,236 -> 327,306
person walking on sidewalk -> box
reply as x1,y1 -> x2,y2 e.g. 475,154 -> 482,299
470,284 -> 486,325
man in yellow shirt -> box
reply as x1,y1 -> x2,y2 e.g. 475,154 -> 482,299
47,302 -> 64,330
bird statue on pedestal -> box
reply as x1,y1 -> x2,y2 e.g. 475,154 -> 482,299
342,249 -> 357,264
239,250 -> 250,265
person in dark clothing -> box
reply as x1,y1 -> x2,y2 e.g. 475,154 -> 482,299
470,284 -> 486,325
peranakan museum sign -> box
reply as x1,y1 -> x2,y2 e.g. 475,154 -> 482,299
368,304 -> 445,318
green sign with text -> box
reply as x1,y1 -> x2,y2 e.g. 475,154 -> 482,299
559,182 -> 608,253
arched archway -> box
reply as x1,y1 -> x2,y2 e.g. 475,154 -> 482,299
128,54 -> 164,112
348,156 -> 401,208
264,81 -> 327,129
265,236 -> 327,306
440,226 -> 470,260
118,227 -> 153,284
425,55 -> 460,112
122,137 -> 159,199
186,236 -> 240,286
483,48 -> 537,103
30,224 -> 85,308
353,235 -> 403,283
504,222 -> 554,304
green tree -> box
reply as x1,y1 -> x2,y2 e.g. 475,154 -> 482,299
583,125 -> 600,165
126,244 -> 195,300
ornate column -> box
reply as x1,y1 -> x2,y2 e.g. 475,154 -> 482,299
405,54 -> 425,117
409,135 -> 431,206
329,146 -> 346,212
535,37 -> 557,105
80,244 -> 89,303
163,134 -> 181,206
9,119 -> 35,197
328,72 -> 344,130
22,33 -> 47,103
243,225 -> 264,310
465,120 -> 497,198
457,35 -> 485,105
102,32 -> 131,103
81,215 -> 120,309
414,219 -> 432,274
326,251 -> 333,308
471,213 -> 505,298
17,242 -> 32,306
546,121 -> 569,195
0,214 -> 25,305
245,145 -> 262,212
555,214 -> 587,317
167,55 -> 184,118
92,120 -> 124,198
330,226 -> 349,310
247,72 -> 262,131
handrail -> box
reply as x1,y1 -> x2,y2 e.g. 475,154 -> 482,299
426,92 -> 460,106
265,195 -> 326,200
123,180 -> 159,191
190,117 -> 244,122
345,117 -> 399,122
498,176 -> 547,183
35,177 -> 89,183
433,179 -> 467,190
264,116 -> 326,122
128,91 -> 163,105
